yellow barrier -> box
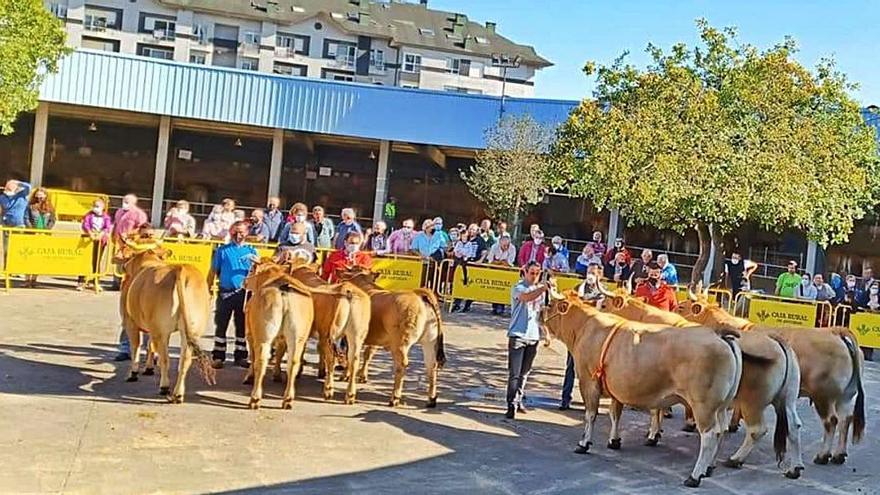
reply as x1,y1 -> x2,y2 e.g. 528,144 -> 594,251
1,227 -> 102,291
734,292 -> 832,328
161,239 -> 216,276
672,285 -> 733,312
444,261 -> 521,306
371,255 -> 427,291
833,305 -> 880,349
47,189 -> 109,221
556,273 -> 585,293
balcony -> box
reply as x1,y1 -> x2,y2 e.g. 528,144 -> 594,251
275,47 -> 297,59
152,28 -> 175,41
84,16 -> 108,32
332,53 -> 356,69
212,37 -> 239,50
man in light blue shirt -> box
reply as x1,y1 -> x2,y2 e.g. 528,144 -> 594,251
1,180 -> 31,227
411,218 -> 445,261
334,208 -> 362,249
506,261 -> 548,419
657,254 -> 679,285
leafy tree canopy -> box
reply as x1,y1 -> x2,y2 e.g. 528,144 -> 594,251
555,19 -> 879,254
0,0 -> 69,134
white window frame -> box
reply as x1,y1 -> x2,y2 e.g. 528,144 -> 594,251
331,43 -> 356,67
142,46 -> 174,60
277,33 -> 307,56
192,24 -> 208,45
243,31 -> 261,46
240,57 -> 259,70
189,51 -> 207,64
402,53 -> 421,73
48,3 -> 67,19
446,58 -> 461,75
84,13 -> 109,31
370,49 -> 385,71
149,19 -> 176,41
333,74 -> 354,82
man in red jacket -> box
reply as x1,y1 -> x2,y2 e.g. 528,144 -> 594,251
633,261 -> 678,312
322,230 -> 372,282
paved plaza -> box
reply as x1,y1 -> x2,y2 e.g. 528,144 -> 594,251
1,287 -> 878,495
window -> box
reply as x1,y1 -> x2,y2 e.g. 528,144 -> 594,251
418,27 -> 434,36
443,85 -> 482,95
189,51 -> 207,64
369,49 -> 385,71
243,31 -> 260,46
273,62 -> 308,77
146,18 -> 176,40
84,6 -> 121,31
333,74 -> 354,82
138,44 -> 174,60
401,83 -> 419,90
402,53 -> 421,73
277,33 -> 309,56
321,69 -> 354,81
48,3 -> 67,19
240,57 -> 259,70
446,58 -> 460,74
325,40 -> 356,66
82,36 -> 119,52
475,36 -> 489,44
192,24 -> 208,44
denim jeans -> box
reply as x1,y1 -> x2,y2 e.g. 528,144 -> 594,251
506,336 -> 538,407
561,352 -> 576,406
118,328 -> 150,355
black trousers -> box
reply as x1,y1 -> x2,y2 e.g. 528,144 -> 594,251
506,336 -> 538,406
213,289 -> 247,361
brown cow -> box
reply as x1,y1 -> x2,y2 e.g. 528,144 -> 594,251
337,267 -> 446,408
599,289 -> 804,478
542,293 -> 742,487
115,246 -> 215,403
677,296 -> 866,466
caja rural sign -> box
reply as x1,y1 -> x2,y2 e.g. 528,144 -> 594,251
849,312 -> 880,349
747,298 -> 816,328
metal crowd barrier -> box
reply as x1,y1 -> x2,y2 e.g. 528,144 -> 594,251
833,305 -> 880,350
671,285 -> 733,312
0,227 -> 105,292
47,189 -> 110,222
733,292 -> 833,329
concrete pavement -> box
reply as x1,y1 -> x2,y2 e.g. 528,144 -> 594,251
0,288 -> 877,494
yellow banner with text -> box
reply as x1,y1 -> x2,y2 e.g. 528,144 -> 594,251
372,257 -> 425,290
848,312 -> 880,349
5,232 -> 96,276
450,265 -> 521,305
747,298 -> 816,328
162,241 -> 214,276
48,189 -> 109,221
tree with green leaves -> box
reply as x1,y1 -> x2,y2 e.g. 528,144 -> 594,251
462,114 -> 558,239
0,0 -> 69,135
555,19 -> 880,284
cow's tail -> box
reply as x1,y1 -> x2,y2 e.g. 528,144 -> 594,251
176,276 -> 216,386
719,333 -> 743,411
415,288 -> 446,368
767,333 -> 793,464
836,329 -> 865,443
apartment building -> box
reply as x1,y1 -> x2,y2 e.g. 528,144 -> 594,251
45,0 -> 552,97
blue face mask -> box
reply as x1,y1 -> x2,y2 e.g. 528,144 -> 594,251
289,233 -> 302,244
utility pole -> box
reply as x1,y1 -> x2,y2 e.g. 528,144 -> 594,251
492,54 -> 522,120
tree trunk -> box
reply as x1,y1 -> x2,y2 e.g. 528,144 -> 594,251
692,222 -> 711,286
710,231 -> 725,287
511,199 -> 522,241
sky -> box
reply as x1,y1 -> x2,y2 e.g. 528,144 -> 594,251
428,0 -> 879,105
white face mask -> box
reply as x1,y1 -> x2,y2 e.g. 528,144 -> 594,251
871,287 -> 879,295
345,243 -> 359,254
92,207 -> 103,215
121,202 -> 131,211
847,281 -> 856,289
731,258 -> 740,265
295,214 -> 306,223
402,226 -> 413,232
289,233 -> 302,244
552,243 -> 562,250
585,273 -> 597,285
3,190 -> 14,197
802,278 -> 810,286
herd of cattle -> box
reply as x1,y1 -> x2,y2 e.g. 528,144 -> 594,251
111,244 -> 865,488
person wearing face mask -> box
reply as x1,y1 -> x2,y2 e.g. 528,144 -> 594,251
264,196 -> 285,242
276,221 -> 316,263
793,272 -> 818,301
487,233 -> 517,316
451,224 -> 488,313
411,218 -> 446,262
724,251 -> 758,298
366,221 -> 388,252
280,202 -> 314,245
517,229 -> 547,268
604,251 -> 632,286
864,281 -> 880,312
1,179 -> 32,227
828,273 -> 846,305
543,240 -> 570,274
77,199 -> 113,292
843,273 -> 862,306
603,237 -> 630,265
633,262 -> 678,311
333,208 -> 363,250
479,219 -> 497,248
208,221 -> 257,369
560,263 -> 606,410
22,188 -> 56,287
111,194 -> 149,290
432,217 -> 450,246
308,205 -> 335,249
322,231 -> 373,283
574,244 -> 603,277
381,218 -> 416,255
248,208 -> 271,242
163,200 -> 196,238
586,231 -> 607,260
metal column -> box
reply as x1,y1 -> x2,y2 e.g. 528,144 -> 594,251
372,140 -> 391,225
150,116 -> 171,226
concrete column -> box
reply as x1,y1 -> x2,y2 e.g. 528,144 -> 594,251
173,10 -> 194,63
805,240 -> 819,276
268,128 -> 284,199
65,0 -> 85,48
29,103 -> 49,187
607,208 -> 621,242
372,140 -> 391,225
150,116 -> 171,225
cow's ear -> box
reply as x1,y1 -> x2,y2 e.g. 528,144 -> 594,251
156,248 -> 173,260
611,295 -> 625,309
691,303 -> 703,315
371,271 -> 382,281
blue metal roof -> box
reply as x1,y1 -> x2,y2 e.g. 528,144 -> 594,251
38,50 -> 577,149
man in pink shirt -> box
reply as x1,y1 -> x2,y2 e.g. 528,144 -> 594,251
113,194 -> 149,244
379,217 -> 417,255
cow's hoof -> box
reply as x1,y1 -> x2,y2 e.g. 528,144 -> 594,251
573,442 -> 591,454
682,423 -> 697,433
344,395 -> 356,405
317,370 -> 326,379
644,434 -> 660,447
323,390 -> 334,401
722,458 -> 744,469
272,374 -> 282,383
356,376 -> 368,384
143,368 -> 155,376
607,438 -> 621,450
170,394 -> 183,404
727,423 -> 740,433
426,396 -> 438,409
784,466 -> 804,479
282,399 -> 293,410
248,398 -> 260,410
813,453 -> 831,465
830,453 -> 847,465
242,375 -> 254,385
159,386 -> 170,396
704,466 -> 715,478
683,476 -> 702,488
388,398 -> 401,408
126,372 -> 139,383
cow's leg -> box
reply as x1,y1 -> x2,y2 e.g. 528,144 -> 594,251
281,327 -> 309,410
784,402 -> 805,478
682,403 -> 697,432
389,346 -> 411,407
607,399 -> 623,449
357,345 -> 379,383
154,335 -> 172,397
249,341 -> 271,410
722,403 -> 766,469
574,378 -> 600,454
421,337 -> 439,409
831,413 -> 852,465
344,334 -> 362,405
272,337 -> 286,383
143,337 -> 156,376
319,336 -> 336,401
812,400 -> 836,464
126,325 -> 141,382
705,407 -> 731,476
686,407 -> 720,487
171,331 -> 193,403
645,408 -> 663,446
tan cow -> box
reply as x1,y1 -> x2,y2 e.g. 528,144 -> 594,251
242,261 -> 315,409
677,296 -> 866,466
337,267 -> 446,408
598,289 -> 804,478
115,246 -> 215,403
542,293 -> 742,487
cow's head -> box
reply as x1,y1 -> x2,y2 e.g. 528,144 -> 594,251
337,266 -> 380,284
114,241 -> 172,277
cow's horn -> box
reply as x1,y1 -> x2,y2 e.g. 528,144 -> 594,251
597,282 -> 616,297
687,284 -> 699,302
